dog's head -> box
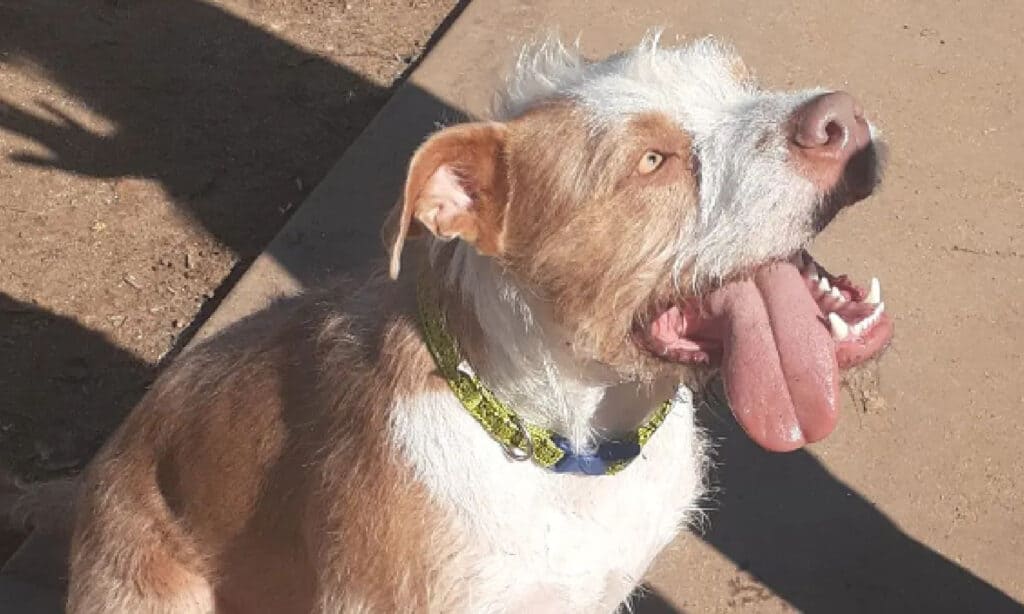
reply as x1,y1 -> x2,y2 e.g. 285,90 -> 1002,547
385,35 -> 892,451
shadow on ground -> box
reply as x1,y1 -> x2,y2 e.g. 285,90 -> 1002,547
0,2 -> 1020,612
0,293 -> 154,476
687,393 -> 1022,613
0,0 -> 464,478
630,586 -> 687,614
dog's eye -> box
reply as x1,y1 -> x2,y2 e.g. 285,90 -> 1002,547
637,151 -> 665,175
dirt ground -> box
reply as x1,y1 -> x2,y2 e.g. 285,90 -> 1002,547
0,0 -> 461,480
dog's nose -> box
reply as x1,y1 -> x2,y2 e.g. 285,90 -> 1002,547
790,92 -> 870,163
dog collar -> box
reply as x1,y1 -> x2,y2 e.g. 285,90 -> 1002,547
416,275 -> 673,476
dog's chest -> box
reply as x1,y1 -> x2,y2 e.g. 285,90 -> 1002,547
392,388 -> 705,613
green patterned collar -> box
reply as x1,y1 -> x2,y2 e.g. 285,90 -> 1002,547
416,274 -> 673,476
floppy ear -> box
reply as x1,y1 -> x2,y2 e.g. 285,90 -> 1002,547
382,122 -> 510,279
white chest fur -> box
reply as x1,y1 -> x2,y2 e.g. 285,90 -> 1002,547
391,386 -> 706,613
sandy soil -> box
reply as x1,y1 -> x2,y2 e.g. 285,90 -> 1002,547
0,0 -> 461,480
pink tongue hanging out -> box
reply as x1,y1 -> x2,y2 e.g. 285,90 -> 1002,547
705,263 -> 839,451
641,257 -> 892,451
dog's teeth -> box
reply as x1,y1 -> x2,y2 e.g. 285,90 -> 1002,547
870,301 -> 885,321
818,277 -> 830,293
829,287 -> 844,302
828,312 -> 850,341
851,302 -> 886,335
863,301 -> 884,325
807,262 -> 820,281
865,277 -> 881,304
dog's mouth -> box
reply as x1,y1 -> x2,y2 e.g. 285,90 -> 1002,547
638,250 -> 893,452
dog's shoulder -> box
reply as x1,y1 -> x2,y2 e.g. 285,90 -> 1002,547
83,262 -> 437,515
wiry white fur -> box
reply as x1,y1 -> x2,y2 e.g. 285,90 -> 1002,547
407,236 -> 707,612
405,185 -> 709,613
497,32 -> 847,288
435,242 -> 622,445
391,34 -> 861,612
391,386 -> 708,612
497,34 -> 586,120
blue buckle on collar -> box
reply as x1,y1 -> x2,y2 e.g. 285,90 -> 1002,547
550,435 -> 643,475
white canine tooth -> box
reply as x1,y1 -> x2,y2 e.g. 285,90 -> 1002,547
851,302 -> 886,335
828,312 -> 850,340
807,262 -> 820,281
865,277 -> 881,305
818,277 -> 830,293
829,286 -> 844,302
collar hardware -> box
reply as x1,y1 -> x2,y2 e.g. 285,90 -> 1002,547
503,414 -> 534,462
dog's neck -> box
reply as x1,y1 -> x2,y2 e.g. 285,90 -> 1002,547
432,243 -> 670,450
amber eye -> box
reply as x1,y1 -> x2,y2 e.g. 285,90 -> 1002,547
637,151 -> 665,175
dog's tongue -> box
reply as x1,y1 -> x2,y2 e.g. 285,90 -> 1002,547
707,262 -> 840,451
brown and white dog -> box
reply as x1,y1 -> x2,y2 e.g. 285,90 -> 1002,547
63,35 -> 892,613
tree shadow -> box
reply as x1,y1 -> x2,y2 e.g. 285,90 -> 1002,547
696,392 -> 1022,613
0,0 -> 466,476
0,2 -> 1019,612
0,0 -> 462,262
0,0 -> 464,578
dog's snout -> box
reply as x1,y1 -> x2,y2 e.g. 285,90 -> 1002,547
788,91 -> 880,212
791,92 -> 869,163
788,91 -> 882,230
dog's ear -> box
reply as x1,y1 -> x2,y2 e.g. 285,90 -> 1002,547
382,122 -> 510,279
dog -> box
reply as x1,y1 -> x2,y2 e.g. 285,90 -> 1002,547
60,34 -> 892,613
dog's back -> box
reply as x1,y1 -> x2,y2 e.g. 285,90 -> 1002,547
68,271 -> 469,613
